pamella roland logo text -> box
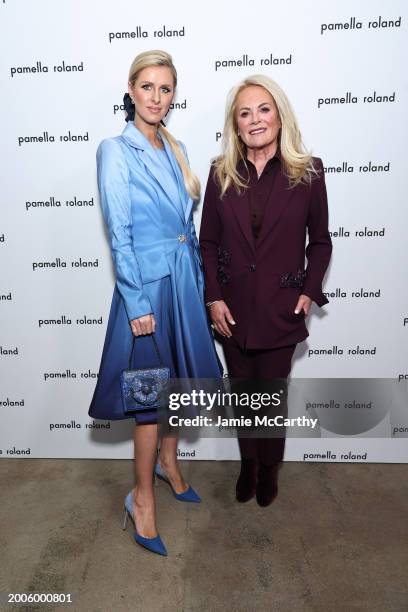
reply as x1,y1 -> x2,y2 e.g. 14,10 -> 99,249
32,257 -> 98,271
108,25 -> 185,43
18,131 -> 89,146
214,52 -> 293,71
25,196 -> 94,211
320,16 -> 402,35
10,61 -> 84,78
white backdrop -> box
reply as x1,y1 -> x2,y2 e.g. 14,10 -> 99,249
0,0 -> 407,461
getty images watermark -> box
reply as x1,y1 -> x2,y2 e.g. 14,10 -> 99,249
156,378 -> 408,438
164,387 -> 318,431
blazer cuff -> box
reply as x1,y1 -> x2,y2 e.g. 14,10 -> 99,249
302,286 -> 329,308
121,289 -> 153,322
204,290 -> 223,304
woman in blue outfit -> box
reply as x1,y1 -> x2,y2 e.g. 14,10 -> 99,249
89,50 -> 221,556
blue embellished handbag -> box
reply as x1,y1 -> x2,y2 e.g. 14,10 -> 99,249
120,335 -> 170,424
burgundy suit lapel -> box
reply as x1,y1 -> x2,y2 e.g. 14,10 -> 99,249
227,187 -> 255,252
256,168 -> 293,247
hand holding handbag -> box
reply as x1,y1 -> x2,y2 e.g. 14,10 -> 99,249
120,334 -> 170,424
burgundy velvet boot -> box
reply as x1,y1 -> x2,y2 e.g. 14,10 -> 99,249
236,459 -> 258,502
256,463 -> 279,507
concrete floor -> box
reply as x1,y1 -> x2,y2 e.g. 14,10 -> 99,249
0,460 -> 407,612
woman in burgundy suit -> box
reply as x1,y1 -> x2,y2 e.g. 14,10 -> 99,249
199,75 -> 332,507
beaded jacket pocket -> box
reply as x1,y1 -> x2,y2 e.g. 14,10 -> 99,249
280,270 -> 306,288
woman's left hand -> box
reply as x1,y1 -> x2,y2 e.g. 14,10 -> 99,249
294,294 -> 312,316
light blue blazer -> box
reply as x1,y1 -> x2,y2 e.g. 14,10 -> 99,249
96,121 -> 201,321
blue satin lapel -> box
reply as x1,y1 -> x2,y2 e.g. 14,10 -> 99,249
140,147 -> 184,220
161,137 -> 192,222
121,123 -> 185,222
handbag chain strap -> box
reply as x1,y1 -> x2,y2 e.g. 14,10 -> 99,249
128,334 -> 164,370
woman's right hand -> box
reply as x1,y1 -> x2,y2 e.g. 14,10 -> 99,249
209,301 -> 236,338
130,314 -> 156,336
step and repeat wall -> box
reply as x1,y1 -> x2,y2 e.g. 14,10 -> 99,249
1,0 -> 407,461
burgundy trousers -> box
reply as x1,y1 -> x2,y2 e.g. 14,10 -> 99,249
222,339 -> 296,466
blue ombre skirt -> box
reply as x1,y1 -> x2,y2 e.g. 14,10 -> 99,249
89,242 -> 222,421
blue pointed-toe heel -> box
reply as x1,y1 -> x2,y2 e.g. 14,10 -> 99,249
154,463 -> 201,503
122,491 -> 167,557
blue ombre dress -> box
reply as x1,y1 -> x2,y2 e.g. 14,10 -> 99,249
89,122 -> 221,421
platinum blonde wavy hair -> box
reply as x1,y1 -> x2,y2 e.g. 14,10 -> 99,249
129,50 -> 200,201
214,74 -> 316,197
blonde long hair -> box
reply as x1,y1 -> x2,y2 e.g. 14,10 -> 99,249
129,50 -> 200,201
214,75 -> 316,197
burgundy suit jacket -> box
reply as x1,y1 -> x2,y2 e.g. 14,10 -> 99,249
199,157 -> 332,350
